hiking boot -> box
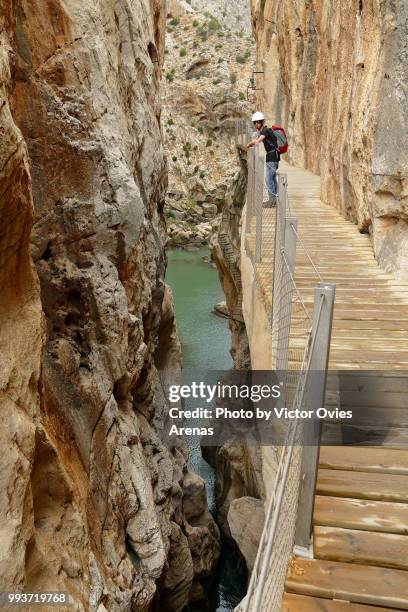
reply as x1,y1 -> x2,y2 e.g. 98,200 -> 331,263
263,196 -> 277,208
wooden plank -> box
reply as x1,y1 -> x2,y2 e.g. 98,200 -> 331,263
319,447 -> 408,474
333,320 -> 408,331
328,351 -> 408,364
317,469 -> 408,502
321,424 -> 408,448
291,339 -> 408,352
326,372 -> 408,387
336,408 -> 408,428
313,496 -> 408,535
285,557 -> 408,608
282,593 -> 392,611
314,525 -> 408,569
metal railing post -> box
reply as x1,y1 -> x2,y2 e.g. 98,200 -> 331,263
272,198 -> 297,370
271,173 -> 287,316
276,217 -> 297,370
246,147 -> 255,235
274,219 -> 298,408
294,282 -> 336,553
255,150 -> 264,263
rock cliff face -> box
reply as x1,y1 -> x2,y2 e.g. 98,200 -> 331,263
0,1 -> 218,609
162,1 -> 254,246
187,0 -> 252,34
211,151 -> 250,369
251,0 -> 408,276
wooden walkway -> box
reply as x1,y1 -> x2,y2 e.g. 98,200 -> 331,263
245,163 -> 408,610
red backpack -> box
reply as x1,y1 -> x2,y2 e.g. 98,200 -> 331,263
272,125 -> 288,154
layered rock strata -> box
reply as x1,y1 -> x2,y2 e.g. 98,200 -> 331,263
251,0 -> 408,275
0,2 -> 218,610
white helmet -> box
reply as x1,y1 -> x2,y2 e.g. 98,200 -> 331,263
252,111 -> 265,122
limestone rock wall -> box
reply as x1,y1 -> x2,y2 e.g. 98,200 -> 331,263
211,150 -> 250,369
251,0 -> 408,275
163,1 -> 254,246
0,1 -> 218,609
185,0 -> 252,34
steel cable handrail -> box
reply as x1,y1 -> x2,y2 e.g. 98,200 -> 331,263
288,222 -> 324,282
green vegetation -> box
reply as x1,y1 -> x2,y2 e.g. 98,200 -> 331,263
167,117 -> 174,125
197,26 -> 208,41
208,16 -> 221,31
239,92 -> 246,100
230,72 -> 237,85
165,67 -> 176,82
193,19 -> 199,27
169,17 -> 180,26
206,139 -> 212,147
197,126 -> 204,134
237,49 -> 251,64
182,142 -> 192,158
172,155 -> 177,162
180,47 -> 187,57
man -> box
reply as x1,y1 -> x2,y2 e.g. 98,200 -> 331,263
246,111 -> 279,205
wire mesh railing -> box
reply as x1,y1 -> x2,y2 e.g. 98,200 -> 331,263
234,121 -> 336,612
242,338 -> 311,612
239,284 -> 334,612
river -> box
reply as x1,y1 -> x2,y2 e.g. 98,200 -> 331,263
166,247 -> 246,612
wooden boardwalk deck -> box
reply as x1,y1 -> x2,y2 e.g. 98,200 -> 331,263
245,163 -> 408,610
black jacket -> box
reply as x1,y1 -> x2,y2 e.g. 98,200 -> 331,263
261,127 -> 280,162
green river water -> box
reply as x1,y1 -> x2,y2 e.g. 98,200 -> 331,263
166,248 -> 246,612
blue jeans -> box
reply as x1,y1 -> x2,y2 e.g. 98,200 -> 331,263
266,161 -> 279,200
